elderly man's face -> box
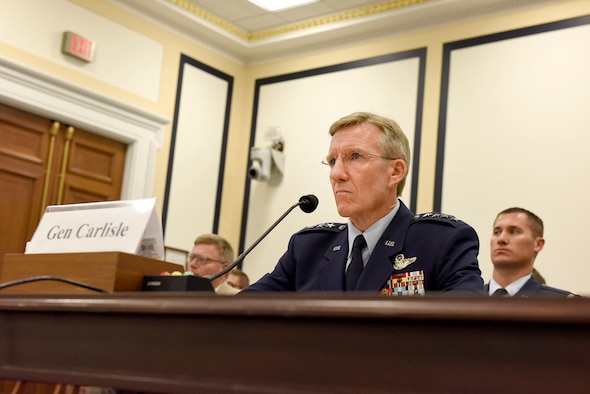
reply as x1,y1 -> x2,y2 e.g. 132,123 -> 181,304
327,123 -> 405,231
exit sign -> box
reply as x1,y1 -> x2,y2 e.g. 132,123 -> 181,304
61,31 -> 96,62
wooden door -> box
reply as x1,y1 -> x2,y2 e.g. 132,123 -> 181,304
0,103 -> 127,261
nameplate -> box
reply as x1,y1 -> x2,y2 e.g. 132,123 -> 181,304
25,198 -> 164,259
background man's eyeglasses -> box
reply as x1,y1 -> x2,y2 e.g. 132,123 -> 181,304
187,254 -> 224,265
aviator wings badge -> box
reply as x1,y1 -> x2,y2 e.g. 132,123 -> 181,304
393,254 -> 417,270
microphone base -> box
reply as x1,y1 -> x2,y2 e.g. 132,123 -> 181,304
142,275 -> 214,292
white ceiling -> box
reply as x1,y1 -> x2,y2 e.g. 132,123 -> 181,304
112,0 -> 559,64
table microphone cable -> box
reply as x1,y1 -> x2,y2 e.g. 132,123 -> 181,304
0,276 -> 109,293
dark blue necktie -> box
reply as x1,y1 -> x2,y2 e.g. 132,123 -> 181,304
492,288 -> 509,297
346,234 -> 366,291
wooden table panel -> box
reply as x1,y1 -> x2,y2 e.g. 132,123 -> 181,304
1,293 -> 589,393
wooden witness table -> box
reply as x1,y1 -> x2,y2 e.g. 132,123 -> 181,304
1,293 -> 589,393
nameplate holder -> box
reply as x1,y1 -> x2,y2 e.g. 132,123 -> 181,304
25,198 -> 164,260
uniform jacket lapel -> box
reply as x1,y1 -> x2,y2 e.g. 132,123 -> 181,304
317,230 -> 349,291
357,201 -> 414,291
515,276 -> 541,296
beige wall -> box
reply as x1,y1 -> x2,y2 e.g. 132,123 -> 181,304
1,0 -> 589,258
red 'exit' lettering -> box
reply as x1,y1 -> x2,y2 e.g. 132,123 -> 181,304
70,35 -> 92,59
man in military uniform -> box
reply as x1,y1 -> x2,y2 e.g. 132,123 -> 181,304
486,207 -> 578,297
242,112 -> 484,294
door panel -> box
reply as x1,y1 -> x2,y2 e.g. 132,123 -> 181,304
0,105 -> 49,255
0,104 -> 48,164
0,169 -> 39,254
63,128 -> 126,204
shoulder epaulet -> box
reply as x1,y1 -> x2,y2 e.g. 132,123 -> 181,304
413,212 -> 461,224
540,285 -> 582,298
300,222 -> 346,233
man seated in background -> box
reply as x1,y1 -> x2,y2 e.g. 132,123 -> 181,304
188,234 -> 239,295
227,268 -> 250,290
487,207 -> 578,297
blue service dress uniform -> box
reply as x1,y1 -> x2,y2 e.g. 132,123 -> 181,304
242,201 -> 484,294
485,276 -> 579,297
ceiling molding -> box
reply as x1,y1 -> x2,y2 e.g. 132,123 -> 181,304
113,0 -> 560,65
166,0 -> 430,42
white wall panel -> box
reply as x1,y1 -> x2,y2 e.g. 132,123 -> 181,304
163,59 -> 231,256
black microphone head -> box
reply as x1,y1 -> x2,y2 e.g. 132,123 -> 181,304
298,194 -> 319,213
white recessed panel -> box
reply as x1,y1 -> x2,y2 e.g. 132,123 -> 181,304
164,61 -> 230,252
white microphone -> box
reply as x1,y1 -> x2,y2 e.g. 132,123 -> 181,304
207,194 -> 319,281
